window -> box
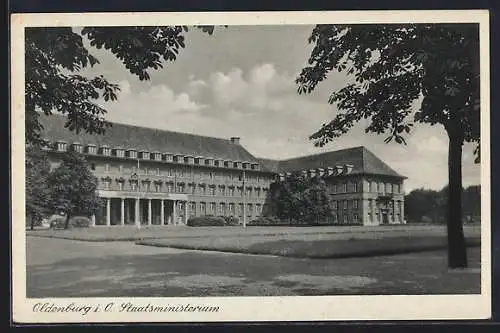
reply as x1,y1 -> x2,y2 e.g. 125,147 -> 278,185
155,183 -> 161,192
229,187 -> 235,196
219,186 -> 225,196
394,184 -> 399,193
332,201 -> 337,210
353,214 -> 359,223
57,142 -> 67,152
368,181 -> 372,192
246,188 -> 252,197
91,163 -> 96,171
156,168 -> 160,175
118,181 -> 124,191
209,172 -> 214,179
119,165 -> 123,173
239,203 -> 244,216
380,182 -> 385,193
168,169 -> 173,176
102,147 -> 111,156
343,215 -> 348,224
210,186 -> 216,196
368,213 -> 372,222
353,181 -> 358,192
247,204 -> 253,216
210,202 -> 216,213
131,181 -> 137,191
333,214 -> 338,224
219,203 -> 225,215
368,199 -> 373,212
256,204 -> 261,214
372,181 -> 377,192
343,182 -> 348,193
332,183 -> 337,194
105,164 -> 110,172
103,178 -> 111,189
167,183 -> 173,193
199,185 -> 206,195
387,183 -> 392,193
229,203 -> 234,214
343,200 -> 348,210
143,181 -> 150,192
200,202 -> 206,214
190,202 -> 196,215
396,213 -> 400,222
255,188 -> 261,197
178,184 -> 185,193
353,199 -> 358,209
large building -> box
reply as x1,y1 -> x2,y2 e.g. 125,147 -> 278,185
38,114 -> 406,227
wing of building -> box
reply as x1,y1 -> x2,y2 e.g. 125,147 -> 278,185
37,113 -> 406,227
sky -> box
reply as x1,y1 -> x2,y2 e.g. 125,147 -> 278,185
75,25 -> 480,192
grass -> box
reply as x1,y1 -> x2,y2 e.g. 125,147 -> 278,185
26,224 -> 481,242
137,234 -> 481,259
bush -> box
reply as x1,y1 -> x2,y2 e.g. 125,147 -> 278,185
187,215 -> 226,227
70,216 -> 91,228
48,215 -> 66,229
223,216 -> 240,226
248,216 -> 283,226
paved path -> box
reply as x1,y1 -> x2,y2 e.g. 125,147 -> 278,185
26,236 -> 481,298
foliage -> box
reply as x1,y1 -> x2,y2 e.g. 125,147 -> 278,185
223,216 -> 240,226
69,216 -> 92,228
405,185 -> 481,223
25,146 -> 52,229
269,174 -> 334,224
46,151 -> 102,229
25,26 -> 219,146
248,216 -> 286,226
187,215 -> 226,227
296,24 -> 480,268
48,215 -> 66,229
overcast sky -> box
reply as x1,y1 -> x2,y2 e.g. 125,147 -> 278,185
76,25 -> 480,192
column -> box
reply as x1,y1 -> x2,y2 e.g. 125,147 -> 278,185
120,198 -> 125,226
172,200 -> 177,225
135,198 -> 140,227
160,200 -> 165,226
148,199 -> 152,226
91,214 -> 96,227
184,201 -> 188,224
106,198 -> 111,226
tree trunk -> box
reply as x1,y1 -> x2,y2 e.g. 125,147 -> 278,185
64,214 -> 71,230
30,215 -> 35,231
446,131 -> 468,268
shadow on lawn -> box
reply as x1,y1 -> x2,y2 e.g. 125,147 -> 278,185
26,247 -> 481,298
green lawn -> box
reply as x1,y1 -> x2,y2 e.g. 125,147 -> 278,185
26,224 -> 481,242
138,234 -> 481,258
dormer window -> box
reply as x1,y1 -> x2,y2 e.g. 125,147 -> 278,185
140,151 -> 150,160
242,162 -> 250,169
175,155 -> 184,163
153,152 -> 162,161
236,162 -> 243,169
86,144 -> 97,155
165,154 -> 173,162
100,145 -> 111,156
186,156 -> 194,164
206,158 -> 214,166
126,149 -> 137,159
115,148 -> 125,158
196,157 -> 204,165
71,142 -> 83,153
56,141 -> 67,152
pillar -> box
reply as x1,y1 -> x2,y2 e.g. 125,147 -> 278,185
135,198 -> 140,227
120,198 -> 125,226
106,198 -> 111,226
148,199 -> 152,226
172,200 -> 177,225
160,200 -> 165,226
184,201 -> 188,224
91,214 -> 96,227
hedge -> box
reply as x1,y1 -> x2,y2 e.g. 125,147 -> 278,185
187,215 -> 226,227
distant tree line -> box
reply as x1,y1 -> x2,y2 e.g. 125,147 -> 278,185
405,185 -> 480,224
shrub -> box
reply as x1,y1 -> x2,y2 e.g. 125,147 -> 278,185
48,215 -> 66,229
223,216 -> 240,226
248,216 -> 283,226
70,216 -> 91,228
187,215 -> 226,227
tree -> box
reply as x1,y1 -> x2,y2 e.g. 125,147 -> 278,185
25,26 -> 218,146
25,146 -> 52,230
270,174 -> 334,224
296,24 -> 480,268
46,151 -> 101,229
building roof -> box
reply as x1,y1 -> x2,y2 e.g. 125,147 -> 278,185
258,146 -> 405,178
38,114 -> 260,163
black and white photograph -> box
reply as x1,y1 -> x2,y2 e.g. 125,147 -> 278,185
11,10 -> 491,323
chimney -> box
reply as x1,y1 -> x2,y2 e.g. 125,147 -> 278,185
230,137 -> 241,145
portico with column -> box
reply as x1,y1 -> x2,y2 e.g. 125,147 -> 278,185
95,190 -> 189,226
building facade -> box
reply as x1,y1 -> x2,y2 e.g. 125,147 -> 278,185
38,114 -> 406,227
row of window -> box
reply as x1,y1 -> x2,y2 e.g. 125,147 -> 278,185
332,199 -> 359,210
55,141 -> 261,170
367,212 -> 402,223
101,178 -> 270,197
331,181 -> 402,194
98,163 -> 267,183
367,199 -> 403,215
187,202 -> 265,217
331,213 -> 361,224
